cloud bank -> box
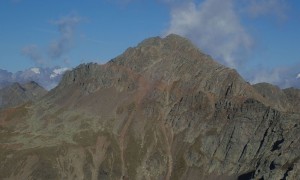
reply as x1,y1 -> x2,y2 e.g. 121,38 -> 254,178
165,0 -> 252,68
164,0 -> 298,88
164,0 -> 289,68
250,65 -> 300,88
21,44 -> 46,66
21,14 -> 82,67
48,15 -> 82,59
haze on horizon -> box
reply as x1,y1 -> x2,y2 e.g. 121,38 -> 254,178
0,0 -> 299,88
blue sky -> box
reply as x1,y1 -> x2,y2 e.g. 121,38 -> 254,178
0,0 -> 300,88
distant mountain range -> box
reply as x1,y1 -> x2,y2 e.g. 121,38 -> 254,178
0,67 -> 69,90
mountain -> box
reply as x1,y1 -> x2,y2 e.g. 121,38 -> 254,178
0,67 -> 69,90
0,81 -> 47,109
0,34 -> 300,180
0,69 -> 13,89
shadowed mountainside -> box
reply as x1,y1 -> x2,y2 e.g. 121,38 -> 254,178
0,81 -> 47,109
0,34 -> 299,180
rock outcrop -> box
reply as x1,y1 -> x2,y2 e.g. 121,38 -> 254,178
283,87 -> 300,112
0,34 -> 299,180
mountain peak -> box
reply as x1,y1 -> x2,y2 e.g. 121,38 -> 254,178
110,34 -> 212,70
23,81 -> 45,90
165,33 -> 184,39
135,34 -> 199,52
60,34 -> 260,102
30,67 -> 40,74
0,81 -> 47,109
164,33 -> 193,44
2,35 -> 300,180
136,34 -> 192,46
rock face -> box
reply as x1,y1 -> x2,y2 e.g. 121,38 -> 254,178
0,34 -> 299,180
283,87 -> 300,112
0,81 -> 47,109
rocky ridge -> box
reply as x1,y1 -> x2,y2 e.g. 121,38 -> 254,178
0,34 -> 299,180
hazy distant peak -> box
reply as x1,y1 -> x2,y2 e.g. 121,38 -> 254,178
0,67 -> 69,90
297,73 -> 300,79
30,67 -> 40,74
50,67 -> 69,79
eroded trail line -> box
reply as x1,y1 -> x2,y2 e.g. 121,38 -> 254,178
118,110 -> 134,179
159,117 -> 174,180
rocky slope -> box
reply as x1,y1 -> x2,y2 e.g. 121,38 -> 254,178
0,34 -> 299,180
0,81 -> 47,109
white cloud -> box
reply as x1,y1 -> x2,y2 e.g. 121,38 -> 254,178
251,68 -> 283,85
21,45 -> 47,66
163,0 -> 290,68
48,15 -> 82,59
22,14 -> 83,67
165,0 -> 253,68
249,66 -> 300,88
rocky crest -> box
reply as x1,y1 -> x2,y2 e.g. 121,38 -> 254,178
0,34 -> 299,180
